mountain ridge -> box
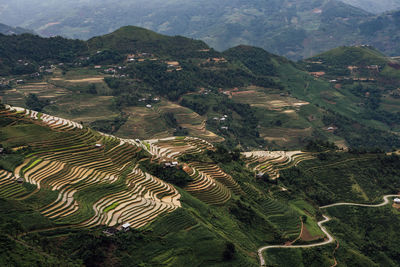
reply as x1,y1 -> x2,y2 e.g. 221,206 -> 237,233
1,0 -> 400,59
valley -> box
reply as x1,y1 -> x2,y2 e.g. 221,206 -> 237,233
1,104 -> 400,266
0,26 -> 400,266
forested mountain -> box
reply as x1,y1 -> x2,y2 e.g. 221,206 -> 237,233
1,0 -> 400,59
1,23 -> 400,267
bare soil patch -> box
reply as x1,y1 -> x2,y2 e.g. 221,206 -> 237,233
300,225 -> 324,242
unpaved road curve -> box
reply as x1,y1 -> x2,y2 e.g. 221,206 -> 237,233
320,194 -> 400,209
258,195 -> 399,266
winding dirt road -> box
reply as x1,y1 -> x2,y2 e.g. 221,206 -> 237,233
258,194 -> 399,266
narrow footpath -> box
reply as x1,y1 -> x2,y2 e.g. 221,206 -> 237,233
258,194 -> 400,266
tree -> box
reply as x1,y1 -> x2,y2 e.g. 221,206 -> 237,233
223,242 -> 236,261
25,93 -> 49,112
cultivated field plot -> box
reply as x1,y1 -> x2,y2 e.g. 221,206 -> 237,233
243,150 -> 315,179
0,82 -> 71,107
117,106 -> 171,139
259,127 -> 313,148
0,107 -> 181,229
157,100 -> 224,142
231,87 -> 309,111
43,94 -> 120,124
145,137 -> 240,205
117,102 -> 224,142
48,69 -> 113,95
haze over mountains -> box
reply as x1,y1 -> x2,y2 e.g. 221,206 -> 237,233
1,0 -> 400,59
0,23 -> 33,35
340,0 -> 400,13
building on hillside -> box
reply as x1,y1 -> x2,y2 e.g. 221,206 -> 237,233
166,61 -> 180,67
0,148 -> 4,154
121,223 -> 131,231
309,71 -> 326,78
394,198 -> 400,204
95,144 -> 102,148
256,172 -> 264,179
146,104 -> 152,108
16,177 -> 24,184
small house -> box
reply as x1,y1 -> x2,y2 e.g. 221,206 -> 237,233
166,61 -> 180,67
172,161 -> 179,166
256,172 -> 264,178
16,177 -> 24,184
0,148 -> 4,154
146,104 -> 152,108
95,144 -> 102,148
394,198 -> 400,204
121,223 -> 131,231
165,163 -> 172,167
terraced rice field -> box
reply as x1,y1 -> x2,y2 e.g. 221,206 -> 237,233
1,105 -> 312,232
0,169 -> 32,198
0,82 -> 71,107
145,137 -> 241,205
243,150 -> 315,179
146,136 -> 214,160
259,197 -> 302,239
1,105 -> 181,229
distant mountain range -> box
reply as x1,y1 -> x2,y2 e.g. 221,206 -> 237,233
0,0 -> 400,59
340,0 -> 400,13
0,23 -> 33,35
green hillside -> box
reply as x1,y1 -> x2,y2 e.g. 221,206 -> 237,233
1,103 -> 400,266
310,46 -> 388,68
87,26 -> 213,58
1,27 -> 399,151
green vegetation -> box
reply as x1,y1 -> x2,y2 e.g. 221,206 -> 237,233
139,159 -> 193,187
1,106 -> 400,266
25,94 -> 49,112
1,27 -> 400,151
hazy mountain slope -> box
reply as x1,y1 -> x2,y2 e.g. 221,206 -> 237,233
0,23 -> 33,35
340,0 -> 400,13
2,0 -> 399,60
